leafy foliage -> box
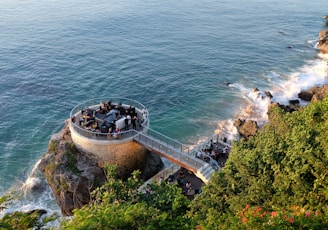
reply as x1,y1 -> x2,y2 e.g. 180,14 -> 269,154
0,193 -> 58,230
61,165 -> 192,230
189,96 -> 328,229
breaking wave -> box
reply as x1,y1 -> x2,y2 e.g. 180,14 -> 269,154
214,54 -> 328,143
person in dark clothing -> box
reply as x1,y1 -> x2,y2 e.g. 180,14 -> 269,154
131,115 -> 137,130
124,115 -> 129,130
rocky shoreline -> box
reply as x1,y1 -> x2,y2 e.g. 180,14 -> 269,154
234,84 -> 328,139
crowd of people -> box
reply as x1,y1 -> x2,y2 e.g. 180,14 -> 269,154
196,139 -> 230,168
72,100 -> 148,139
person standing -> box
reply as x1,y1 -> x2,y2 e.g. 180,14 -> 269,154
124,115 -> 129,130
131,115 -> 137,130
142,107 -> 147,123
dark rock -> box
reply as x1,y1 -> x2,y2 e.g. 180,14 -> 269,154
141,152 -> 164,180
298,86 -> 321,101
25,209 -> 47,216
267,102 -> 296,115
233,119 -> 258,139
268,84 -> 328,116
298,91 -> 313,101
265,91 -> 273,99
289,99 -> 300,105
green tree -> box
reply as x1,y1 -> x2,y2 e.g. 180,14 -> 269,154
189,96 -> 328,229
0,193 -> 58,230
61,165 -> 192,230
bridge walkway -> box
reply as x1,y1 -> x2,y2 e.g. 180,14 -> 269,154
133,128 -> 216,184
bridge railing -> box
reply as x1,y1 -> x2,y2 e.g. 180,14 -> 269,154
134,127 -> 207,171
140,127 -> 191,155
197,133 -> 233,150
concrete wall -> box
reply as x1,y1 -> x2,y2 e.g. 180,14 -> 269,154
70,122 -> 148,178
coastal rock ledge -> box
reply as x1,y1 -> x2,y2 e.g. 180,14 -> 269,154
38,120 -> 163,216
318,29 -> 328,54
317,16 -> 328,53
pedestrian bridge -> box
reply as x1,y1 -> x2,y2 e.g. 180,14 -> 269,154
132,128 -> 218,184
69,98 -> 231,184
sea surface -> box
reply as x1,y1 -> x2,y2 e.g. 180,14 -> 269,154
1,0 -> 328,219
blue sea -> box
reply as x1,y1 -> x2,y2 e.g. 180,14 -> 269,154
1,0 -> 327,219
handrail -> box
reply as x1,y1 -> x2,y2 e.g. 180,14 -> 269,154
133,130 -> 207,171
70,97 -> 148,119
195,133 -> 233,152
69,98 -> 149,141
141,127 -> 191,154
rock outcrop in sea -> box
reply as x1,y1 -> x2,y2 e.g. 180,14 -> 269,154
38,120 -> 163,216
317,16 -> 328,53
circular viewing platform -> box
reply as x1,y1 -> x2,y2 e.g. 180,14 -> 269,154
69,97 -> 149,142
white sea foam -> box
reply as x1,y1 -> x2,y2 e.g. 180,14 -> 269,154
272,58 -> 328,104
21,159 -> 45,196
213,55 -> 328,143
307,39 -> 318,48
1,159 -> 60,224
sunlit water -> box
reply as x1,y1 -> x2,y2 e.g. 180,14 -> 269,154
0,0 -> 327,218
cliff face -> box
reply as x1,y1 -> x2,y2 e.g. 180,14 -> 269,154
38,121 -> 106,216
38,120 -> 163,216
317,16 -> 328,53
318,29 -> 328,53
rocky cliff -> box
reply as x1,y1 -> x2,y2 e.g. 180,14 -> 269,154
38,120 -> 163,216
317,16 -> 328,53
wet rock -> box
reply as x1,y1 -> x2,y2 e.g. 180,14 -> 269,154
289,99 -> 300,105
233,118 -> 258,139
298,86 -> 322,101
265,91 -> 273,99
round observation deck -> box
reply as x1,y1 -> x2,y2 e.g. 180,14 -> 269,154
69,97 -> 149,142
68,98 -> 150,178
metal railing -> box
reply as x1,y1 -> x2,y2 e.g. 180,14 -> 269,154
69,97 -> 149,141
195,133 -> 233,152
140,127 -> 191,154
133,128 -> 206,171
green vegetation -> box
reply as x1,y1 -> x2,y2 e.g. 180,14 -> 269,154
0,193 -> 58,230
47,141 -> 58,153
189,95 -> 328,229
1,96 -> 328,229
64,142 -> 82,175
61,165 -> 191,229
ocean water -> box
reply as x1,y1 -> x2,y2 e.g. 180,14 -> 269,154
1,0 -> 327,217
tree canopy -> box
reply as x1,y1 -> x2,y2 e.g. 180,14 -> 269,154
189,95 -> 328,229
